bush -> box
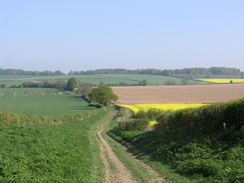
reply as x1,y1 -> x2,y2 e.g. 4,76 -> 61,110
119,119 -> 149,131
176,159 -> 223,177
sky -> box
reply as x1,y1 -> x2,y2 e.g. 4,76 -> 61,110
0,0 -> 244,72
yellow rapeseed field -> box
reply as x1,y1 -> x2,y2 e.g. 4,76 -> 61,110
119,104 -> 207,113
197,78 -> 244,84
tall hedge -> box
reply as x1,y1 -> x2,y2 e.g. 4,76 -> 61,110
156,99 -> 244,134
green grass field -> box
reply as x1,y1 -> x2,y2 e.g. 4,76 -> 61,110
0,74 -> 207,87
0,88 -> 94,116
0,108 -> 107,183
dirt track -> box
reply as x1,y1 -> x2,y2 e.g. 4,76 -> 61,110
96,111 -> 166,183
112,84 -> 244,104
96,112 -> 137,183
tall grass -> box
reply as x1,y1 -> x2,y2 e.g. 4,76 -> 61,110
0,108 -> 103,126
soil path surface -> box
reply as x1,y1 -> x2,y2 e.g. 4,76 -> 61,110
96,113 -> 137,183
96,112 -> 166,183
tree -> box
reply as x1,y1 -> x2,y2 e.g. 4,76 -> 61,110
66,78 -> 79,91
0,84 -> 5,88
88,86 -> 118,106
78,83 -> 93,98
138,80 -> 147,86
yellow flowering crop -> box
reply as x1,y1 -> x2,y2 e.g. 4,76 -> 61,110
119,104 -> 207,113
197,78 -> 244,84
149,120 -> 159,127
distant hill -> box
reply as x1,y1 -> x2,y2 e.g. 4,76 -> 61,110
0,69 -> 65,76
1,67 -> 243,78
68,67 -> 244,78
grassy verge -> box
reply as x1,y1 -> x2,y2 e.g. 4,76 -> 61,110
107,121 -> 193,183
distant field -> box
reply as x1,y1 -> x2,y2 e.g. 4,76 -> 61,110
174,74 -> 244,79
197,78 -> 244,84
0,88 -> 94,116
0,74 -> 207,86
112,84 -> 244,104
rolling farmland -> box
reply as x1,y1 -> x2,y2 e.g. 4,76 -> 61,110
0,88 -> 94,116
0,74 -> 206,87
112,84 -> 244,104
0,73 -> 244,183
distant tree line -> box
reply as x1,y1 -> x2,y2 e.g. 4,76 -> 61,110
0,69 -> 65,76
12,78 -> 90,91
68,67 -> 243,77
105,80 -> 148,86
1,67 -> 243,77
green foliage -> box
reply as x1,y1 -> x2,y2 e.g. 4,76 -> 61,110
0,108 -> 106,183
89,86 -> 118,106
110,127 -> 244,183
66,78 -> 79,91
155,99 -> 244,134
111,98 -> 244,182
0,108 -> 101,126
119,119 -> 149,131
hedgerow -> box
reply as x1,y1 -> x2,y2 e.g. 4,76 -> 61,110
111,98 -> 244,182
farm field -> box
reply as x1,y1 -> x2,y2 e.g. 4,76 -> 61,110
197,78 -> 244,83
119,104 -> 208,113
0,74 -> 206,87
0,88 -> 94,116
112,84 -> 244,104
0,108 -> 107,183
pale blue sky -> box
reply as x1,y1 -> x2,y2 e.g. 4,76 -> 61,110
0,0 -> 244,72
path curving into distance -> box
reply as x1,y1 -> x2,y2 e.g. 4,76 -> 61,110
95,110 -> 167,183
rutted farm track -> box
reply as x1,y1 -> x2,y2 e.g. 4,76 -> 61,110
95,110 -> 166,183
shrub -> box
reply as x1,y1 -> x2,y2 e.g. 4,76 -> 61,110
119,119 -> 149,131
176,159 -> 223,177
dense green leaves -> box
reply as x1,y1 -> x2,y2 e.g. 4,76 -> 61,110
0,109 -> 106,183
111,99 -> 244,182
89,86 -> 118,106
66,78 -> 79,91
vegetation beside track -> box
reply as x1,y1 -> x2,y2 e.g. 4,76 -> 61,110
110,100 -> 244,183
0,108 -> 107,183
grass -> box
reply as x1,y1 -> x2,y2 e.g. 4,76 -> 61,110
0,108 -> 107,183
0,88 -> 94,116
109,127 -> 244,183
0,88 -> 59,94
0,74 -> 206,87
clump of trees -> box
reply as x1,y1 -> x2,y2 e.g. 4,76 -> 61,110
88,86 -> 118,106
0,84 -> 6,88
14,80 -> 67,90
66,78 -> 79,91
